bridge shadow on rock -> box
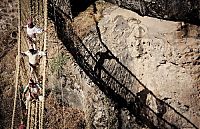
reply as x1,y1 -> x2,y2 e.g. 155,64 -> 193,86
48,1 -> 198,129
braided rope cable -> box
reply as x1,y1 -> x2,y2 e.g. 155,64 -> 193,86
40,0 -> 48,128
38,101 -> 42,129
26,101 -> 31,129
11,0 -> 21,128
30,102 -> 35,128
35,102 -> 39,129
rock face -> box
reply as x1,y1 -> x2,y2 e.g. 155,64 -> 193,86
105,0 -> 200,25
70,2 -> 200,128
99,5 -> 200,127
0,0 -> 18,128
0,0 -> 18,58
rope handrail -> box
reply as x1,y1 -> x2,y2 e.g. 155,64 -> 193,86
40,0 -> 48,128
26,101 -> 31,129
11,0 -> 21,127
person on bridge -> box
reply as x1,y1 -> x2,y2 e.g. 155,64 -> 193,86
18,120 -> 26,129
21,48 -> 46,80
23,79 -> 43,109
23,18 -> 46,49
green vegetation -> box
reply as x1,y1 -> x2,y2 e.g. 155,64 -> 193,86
50,53 -> 70,75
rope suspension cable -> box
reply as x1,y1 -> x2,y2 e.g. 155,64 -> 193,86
11,0 -> 21,128
38,2 -> 45,124
30,0 -> 33,19
34,3 -> 41,128
37,0 -> 43,128
40,0 -> 48,128
26,101 -> 31,129
18,81 -> 24,122
27,0 -> 34,128
34,101 -> 39,129
39,101 -> 42,129
30,101 -> 35,128
15,0 -> 26,120
37,0 -> 41,50
35,0 -> 39,23
33,0 -> 36,23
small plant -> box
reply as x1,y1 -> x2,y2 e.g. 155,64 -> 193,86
50,53 -> 70,76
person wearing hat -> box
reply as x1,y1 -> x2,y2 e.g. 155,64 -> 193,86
21,48 -> 46,80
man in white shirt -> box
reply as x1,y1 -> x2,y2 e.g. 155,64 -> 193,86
23,18 -> 45,49
21,49 -> 46,80
27,20 -> 43,40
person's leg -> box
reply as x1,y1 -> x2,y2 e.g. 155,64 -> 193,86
32,43 -> 36,50
27,36 -> 36,50
25,95 -> 31,109
29,63 -> 37,80
32,33 -> 36,41
39,96 -> 44,102
33,68 -> 38,82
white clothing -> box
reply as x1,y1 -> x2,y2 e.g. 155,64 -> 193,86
26,25 -> 43,38
38,96 -> 44,101
23,50 -> 46,65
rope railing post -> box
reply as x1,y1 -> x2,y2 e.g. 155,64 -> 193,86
11,0 -> 21,128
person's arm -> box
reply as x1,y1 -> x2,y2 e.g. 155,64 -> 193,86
21,24 -> 27,30
21,50 -> 29,56
38,51 -> 46,56
36,83 -> 42,95
34,26 -> 43,34
23,85 -> 29,94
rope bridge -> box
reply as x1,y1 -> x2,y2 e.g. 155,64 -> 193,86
11,0 -> 47,128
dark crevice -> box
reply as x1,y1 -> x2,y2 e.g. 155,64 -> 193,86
69,0 -> 200,25
69,0 -> 96,17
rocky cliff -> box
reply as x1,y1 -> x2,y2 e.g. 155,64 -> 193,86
70,1 -> 200,128
105,0 -> 200,25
